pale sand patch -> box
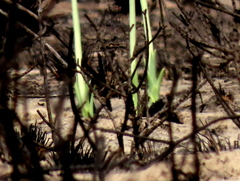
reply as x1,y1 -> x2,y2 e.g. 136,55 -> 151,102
105,150 -> 240,181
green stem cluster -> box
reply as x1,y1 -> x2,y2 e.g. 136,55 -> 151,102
130,0 -> 165,109
71,0 -> 94,118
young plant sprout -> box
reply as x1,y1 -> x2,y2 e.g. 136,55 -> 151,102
71,0 -> 94,118
140,0 -> 165,108
130,0 -> 165,111
129,0 -> 138,109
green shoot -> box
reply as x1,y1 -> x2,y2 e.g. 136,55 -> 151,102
129,0 -> 138,109
71,0 -> 94,118
140,0 -> 165,107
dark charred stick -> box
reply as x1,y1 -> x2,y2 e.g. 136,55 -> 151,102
200,63 -> 240,128
189,49 -> 200,180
